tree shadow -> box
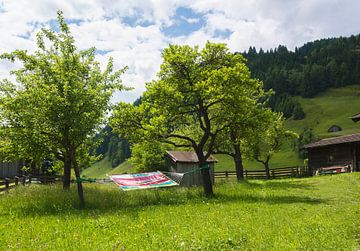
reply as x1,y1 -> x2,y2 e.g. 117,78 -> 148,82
224,178 -> 318,191
212,193 -> 325,205
1,182 -> 326,218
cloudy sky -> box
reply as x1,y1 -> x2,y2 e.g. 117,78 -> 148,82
1,0 -> 360,103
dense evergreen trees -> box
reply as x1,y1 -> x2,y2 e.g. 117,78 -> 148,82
91,126 -> 131,168
244,34 -> 360,117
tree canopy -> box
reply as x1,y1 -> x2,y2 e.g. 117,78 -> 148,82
0,11 -> 127,205
111,42 -> 266,195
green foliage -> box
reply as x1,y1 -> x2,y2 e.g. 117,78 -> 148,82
268,93 -> 305,119
293,127 -> 316,159
292,102 -> 305,120
0,11 -> 127,167
112,42 -> 267,194
0,173 -> 359,250
243,113 -> 298,170
129,141 -> 168,172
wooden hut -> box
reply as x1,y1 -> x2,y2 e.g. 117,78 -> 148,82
165,151 -> 216,187
304,133 -> 360,174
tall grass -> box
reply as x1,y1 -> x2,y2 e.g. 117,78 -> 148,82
1,173 -> 359,250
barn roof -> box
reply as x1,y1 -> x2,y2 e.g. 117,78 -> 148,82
304,133 -> 360,148
166,151 -> 217,163
351,113 -> 360,122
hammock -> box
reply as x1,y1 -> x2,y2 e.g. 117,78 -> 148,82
109,171 -> 179,191
108,164 -> 210,191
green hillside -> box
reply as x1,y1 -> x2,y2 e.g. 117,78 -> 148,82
286,85 -> 360,137
83,85 -> 360,178
82,156 -> 134,179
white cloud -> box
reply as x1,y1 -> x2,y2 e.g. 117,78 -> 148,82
0,0 -> 360,103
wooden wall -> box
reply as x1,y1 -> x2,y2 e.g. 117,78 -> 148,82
308,142 -> 359,173
165,158 -> 215,187
0,162 -> 22,178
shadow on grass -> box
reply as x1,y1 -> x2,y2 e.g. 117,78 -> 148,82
0,182 -> 327,218
213,193 -> 325,205
233,179 -> 318,190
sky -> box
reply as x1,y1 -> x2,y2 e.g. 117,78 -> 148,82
1,0 -> 360,103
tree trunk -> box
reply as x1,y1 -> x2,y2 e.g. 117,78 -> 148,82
230,130 -> 244,181
200,165 -> 213,196
63,155 -> 71,190
69,148 -> 85,207
234,157 -> 244,181
265,160 -> 270,180
233,145 -> 244,181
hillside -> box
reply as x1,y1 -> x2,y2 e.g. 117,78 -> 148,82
286,85 -> 360,137
81,156 -> 134,179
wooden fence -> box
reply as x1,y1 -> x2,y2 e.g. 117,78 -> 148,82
214,166 -> 308,180
0,175 -> 63,192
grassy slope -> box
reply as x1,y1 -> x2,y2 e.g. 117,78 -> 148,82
286,85 -> 360,137
1,173 -> 359,250
82,156 -> 134,179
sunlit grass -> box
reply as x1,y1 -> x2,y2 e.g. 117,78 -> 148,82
1,173 -> 359,250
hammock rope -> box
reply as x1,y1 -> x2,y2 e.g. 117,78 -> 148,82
162,163 -> 210,185
76,177 -> 96,183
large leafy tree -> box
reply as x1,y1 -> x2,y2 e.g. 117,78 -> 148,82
0,11 -> 127,206
111,42 -> 265,196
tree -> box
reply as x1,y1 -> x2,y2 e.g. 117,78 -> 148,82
212,105 -> 274,181
111,42 -> 265,196
0,11 -> 127,206
244,114 -> 297,179
293,127 -> 315,159
129,141 -> 169,172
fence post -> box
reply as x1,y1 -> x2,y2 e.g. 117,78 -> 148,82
225,171 -> 228,178
15,176 -> 19,186
22,175 -> 26,185
28,176 -> 32,184
271,170 -> 275,179
245,170 -> 248,178
5,178 -> 10,189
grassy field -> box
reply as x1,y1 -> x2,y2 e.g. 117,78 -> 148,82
1,173 -> 359,250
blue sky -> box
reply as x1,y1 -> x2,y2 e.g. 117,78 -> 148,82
1,0 -> 360,103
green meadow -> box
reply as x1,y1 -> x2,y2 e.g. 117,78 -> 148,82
1,173 -> 359,250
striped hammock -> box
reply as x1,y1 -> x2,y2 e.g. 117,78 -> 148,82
109,171 -> 179,191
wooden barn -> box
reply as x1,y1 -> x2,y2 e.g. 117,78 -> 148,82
165,151 -> 216,187
304,133 -> 360,174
